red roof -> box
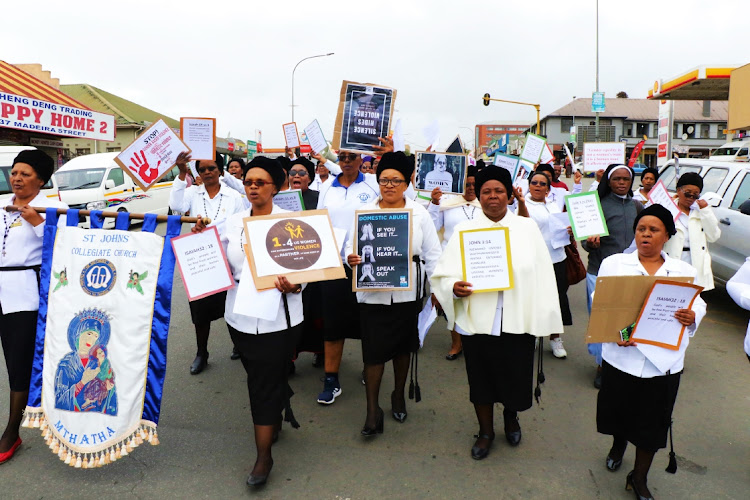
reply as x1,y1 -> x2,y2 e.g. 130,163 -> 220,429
0,61 -> 91,110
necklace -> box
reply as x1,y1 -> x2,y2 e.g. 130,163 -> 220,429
202,191 -> 223,221
2,211 -> 22,257
461,205 -> 476,220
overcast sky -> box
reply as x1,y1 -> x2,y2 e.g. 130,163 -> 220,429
5,0 -> 747,150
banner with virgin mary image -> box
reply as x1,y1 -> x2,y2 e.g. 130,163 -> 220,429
23,209 -> 181,468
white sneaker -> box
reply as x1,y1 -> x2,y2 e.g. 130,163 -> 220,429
549,338 -> 567,359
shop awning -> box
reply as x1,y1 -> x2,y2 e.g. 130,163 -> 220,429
0,61 -> 89,109
647,65 -> 737,100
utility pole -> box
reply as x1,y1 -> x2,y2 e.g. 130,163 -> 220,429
595,0 -> 600,142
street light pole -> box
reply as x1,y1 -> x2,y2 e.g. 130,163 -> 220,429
291,53 -> 334,122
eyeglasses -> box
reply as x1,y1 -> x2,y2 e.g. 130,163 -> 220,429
289,169 -> 308,177
197,166 -> 218,174
680,189 -> 700,200
529,180 -> 548,187
243,179 -> 271,187
466,182 -> 475,188
338,153 -> 359,162
378,178 -> 406,187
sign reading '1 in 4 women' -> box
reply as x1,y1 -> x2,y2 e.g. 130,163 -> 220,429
353,209 -> 412,291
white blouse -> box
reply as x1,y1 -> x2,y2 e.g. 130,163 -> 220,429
169,177 -> 245,235
428,199 -> 480,250
221,205 -> 304,334
524,195 -> 566,264
0,193 -> 67,313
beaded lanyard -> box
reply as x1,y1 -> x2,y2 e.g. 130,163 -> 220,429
461,205 -> 476,220
202,192 -> 223,222
2,212 -> 22,257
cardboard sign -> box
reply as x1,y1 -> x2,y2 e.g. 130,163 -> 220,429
415,151 -> 467,195
171,226 -> 234,301
520,133 -> 546,164
0,90 -> 116,141
631,280 -> 703,350
332,81 -> 396,153
586,275 -> 694,344
446,135 -> 465,153
583,142 -> 626,172
180,117 -> 216,161
283,122 -> 300,148
353,209 -> 413,291
115,119 -> 190,191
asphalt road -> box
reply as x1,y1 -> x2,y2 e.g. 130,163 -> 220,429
2,181 -> 749,499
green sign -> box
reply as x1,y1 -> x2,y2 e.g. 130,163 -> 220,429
247,140 -> 257,160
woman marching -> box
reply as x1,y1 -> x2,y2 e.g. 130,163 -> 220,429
596,204 -> 706,500
170,152 -> 245,373
431,167 -> 563,460
216,156 -> 304,487
346,152 -> 442,436
633,167 -> 659,203
427,163 -> 480,360
0,150 -> 66,464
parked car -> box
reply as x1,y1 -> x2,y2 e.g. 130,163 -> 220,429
631,163 -> 648,175
0,146 -> 58,206
659,158 -> 750,285
53,152 -> 179,229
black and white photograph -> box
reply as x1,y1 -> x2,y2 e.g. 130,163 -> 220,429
415,151 -> 468,195
336,82 -> 395,153
353,209 -> 412,291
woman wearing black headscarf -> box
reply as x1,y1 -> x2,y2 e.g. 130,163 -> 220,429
596,204 -> 706,500
633,167 -> 659,203
0,150 -> 66,464
583,164 -> 644,388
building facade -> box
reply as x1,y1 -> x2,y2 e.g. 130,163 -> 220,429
475,122 -> 529,155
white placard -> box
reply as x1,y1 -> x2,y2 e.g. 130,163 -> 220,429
583,142 -> 626,172
304,119 -> 328,154
520,133 -> 546,164
273,190 -> 306,212
233,259 -> 282,320
418,300 -> 438,348
283,122 -> 300,148
550,212 -> 572,249
647,179 -> 680,220
180,117 -> 216,161
114,119 -> 190,191
564,191 -> 609,241
459,227 -> 513,292
632,281 -> 703,351
171,227 -> 235,301
493,154 -> 520,180
540,143 -> 555,164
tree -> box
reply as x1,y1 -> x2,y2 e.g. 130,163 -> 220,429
616,91 -> 629,98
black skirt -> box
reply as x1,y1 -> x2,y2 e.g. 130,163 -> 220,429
359,301 -> 419,364
0,305 -> 38,392
228,324 -> 302,426
296,282 -> 324,354
188,291 -> 227,325
461,332 -> 536,411
597,361 -> 681,451
553,260 -> 572,326
320,266 -> 361,341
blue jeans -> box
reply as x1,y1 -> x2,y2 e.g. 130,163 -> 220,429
586,272 -> 602,366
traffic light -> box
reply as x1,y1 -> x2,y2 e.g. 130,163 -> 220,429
483,93 -> 491,106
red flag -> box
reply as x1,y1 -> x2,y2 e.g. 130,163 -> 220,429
628,140 -> 645,167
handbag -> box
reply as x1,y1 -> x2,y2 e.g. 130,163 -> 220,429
564,238 -> 587,286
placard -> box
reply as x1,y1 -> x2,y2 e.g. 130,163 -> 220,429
415,151 -> 467,195
631,280 -> 703,350
180,117 -> 216,161
459,227 -> 513,292
114,119 -> 191,191
304,119 -> 328,154
170,226 -> 234,301
446,135 -> 465,153
583,142 -> 626,172
586,275 -> 694,344
332,81 -> 396,153
520,133 -> 546,164
540,143 -> 555,164
243,209 -> 345,289
283,122 -> 300,148
647,179 -> 680,220
565,191 -> 609,240
353,209 -> 412,291
273,189 -> 306,212
493,153 -> 520,181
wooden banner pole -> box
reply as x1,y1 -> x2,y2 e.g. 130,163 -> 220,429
4,206 -> 210,225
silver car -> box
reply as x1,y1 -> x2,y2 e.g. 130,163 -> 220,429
659,159 -> 750,285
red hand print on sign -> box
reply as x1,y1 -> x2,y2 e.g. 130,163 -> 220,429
128,150 -> 161,184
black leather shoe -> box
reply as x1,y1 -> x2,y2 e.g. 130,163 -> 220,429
445,350 -> 463,361
361,408 -> 384,437
471,433 -> 495,460
190,354 -> 208,375
230,347 -> 240,360
625,470 -> 654,500
312,353 -> 324,368
247,460 -> 273,487
390,391 -> 407,423
503,411 -> 522,447
606,454 -> 623,472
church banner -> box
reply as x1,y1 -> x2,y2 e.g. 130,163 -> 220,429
23,209 -> 182,468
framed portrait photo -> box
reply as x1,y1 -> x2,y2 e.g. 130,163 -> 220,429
414,151 -> 467,196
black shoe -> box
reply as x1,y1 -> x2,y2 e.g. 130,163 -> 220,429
361,408 -> 384,437
230,347 -> 240,360
190,354 -> 208,375
445,350 -> 463,361
247,460 -> 273,487
606,454 -> 623,472
361,369 -> 366,386
594,368 -> 603,389
312,353 -> 324,368
390,391 -> 407,423
503,410 -> 521,447
471,433 -> 495,460
625,471 -> 654,500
